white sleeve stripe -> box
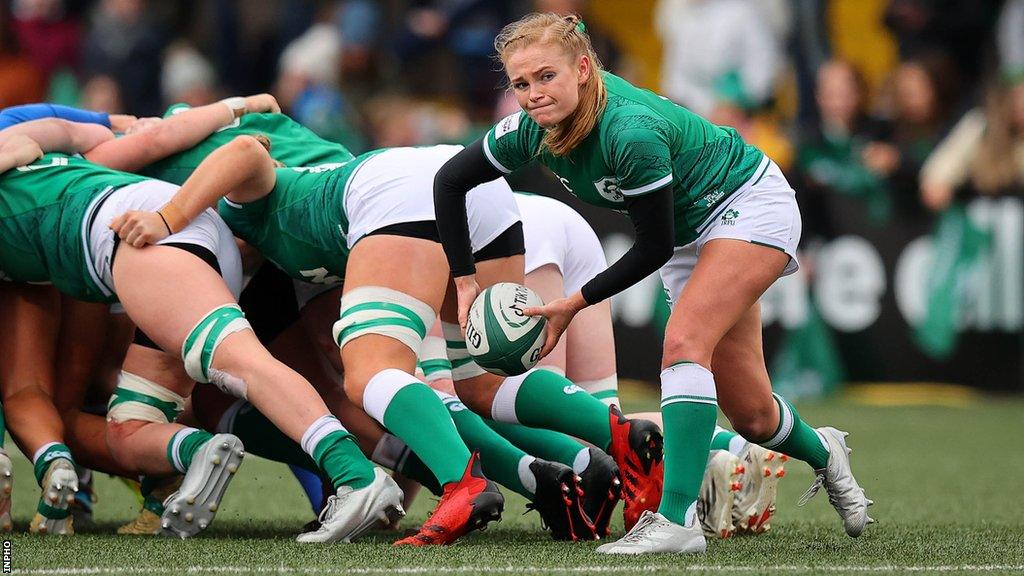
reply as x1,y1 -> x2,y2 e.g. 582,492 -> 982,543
620,173 -> 673,196
221,198 -> 243,209
482,135 -> 512,174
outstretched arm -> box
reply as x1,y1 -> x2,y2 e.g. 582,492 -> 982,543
0,118 -> 115,155
111,135 -> 278,247
84,94 -> 280,173
0,103 -> 138,132
0,134 -> 43,173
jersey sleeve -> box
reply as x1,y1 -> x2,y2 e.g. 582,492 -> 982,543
217,195 -> 270,243
482,111 -> 542,174
604,109 -> 674,197
163,103 -> 191,118
0,104 -> 110,131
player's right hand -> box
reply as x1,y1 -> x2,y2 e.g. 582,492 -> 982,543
454,274 -> 481,335
110,210 -> 171,248
244,94 -> 281,114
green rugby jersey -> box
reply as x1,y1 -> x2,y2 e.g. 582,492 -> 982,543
0,153 -> 147,302
141,104 -> 355,185
217,151 -> 381,286
483,72 -> 767,246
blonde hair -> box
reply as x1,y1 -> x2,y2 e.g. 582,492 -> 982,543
495,13 -> 607,157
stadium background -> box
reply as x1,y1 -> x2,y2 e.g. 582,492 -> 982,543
2,0 -> 1022,395
2,2 -> 1024,574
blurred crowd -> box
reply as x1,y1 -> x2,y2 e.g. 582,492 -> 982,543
1,0 -> 1022,226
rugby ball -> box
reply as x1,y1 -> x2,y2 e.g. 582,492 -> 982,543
465,283 -> 547,376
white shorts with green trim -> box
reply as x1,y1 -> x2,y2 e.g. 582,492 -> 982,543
516,193 -> 607,296
659,158 -> 801,308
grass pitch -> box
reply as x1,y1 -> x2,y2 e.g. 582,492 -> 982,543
5,387 -> 1024,576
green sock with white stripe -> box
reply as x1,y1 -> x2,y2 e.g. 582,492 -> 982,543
437,392 -> 536,498
32,443 -> 75,486
657,361 -> 717,527
300,415 -> 375,490
484,419 -> 589,472
166,428 -> 214,473
710,426 -> 748,456
758,393 -> 830,469
225,401 -> 319,471
490,369 -> 613,451
365,369 -> 471,486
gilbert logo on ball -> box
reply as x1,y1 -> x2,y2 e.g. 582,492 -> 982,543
466,283 -> 547,376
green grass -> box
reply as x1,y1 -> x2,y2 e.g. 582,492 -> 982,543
5,391 -> 1024,575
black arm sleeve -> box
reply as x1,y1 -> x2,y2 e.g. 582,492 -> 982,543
434,137 -> 506,277
579,185 -> 676,305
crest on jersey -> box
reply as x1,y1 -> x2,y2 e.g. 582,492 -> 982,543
494,112 -> 521,139
593,176 -> 624,203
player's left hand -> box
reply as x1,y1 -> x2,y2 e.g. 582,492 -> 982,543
110,210 -> 171,248
108,114 -> 139,133
524,292 -> 587,359
454,274 -> 481,335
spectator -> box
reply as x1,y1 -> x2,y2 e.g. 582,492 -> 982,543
654,0 -> 782,117
82,0 -> 168,116
80,73 -> 125,114
162,42 -> 220,107
794,59 -> 893,235
9,0 -> 81,80
0,2 -> 46,107
920,75 -> 1024,211
871,54 -> 961,215
998,0 -> 1024,78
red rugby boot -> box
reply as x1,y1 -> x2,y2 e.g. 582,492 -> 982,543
606,406 -> 664,530
393,452 -> 503,546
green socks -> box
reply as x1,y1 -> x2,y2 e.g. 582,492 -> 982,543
364,369 -> 471,486
484,419 -> 589,472
759,393 -> 830,469
166,428 -> 214,474
490,369 -> 612,451
438,392 -> 536,498
223,401 -> 320,471
710,425 -> 748,456
300,415 -> 376,490
33,442 -> 75,486
657,362 -> 717,527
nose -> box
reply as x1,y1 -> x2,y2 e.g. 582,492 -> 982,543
529,87 -> 544,102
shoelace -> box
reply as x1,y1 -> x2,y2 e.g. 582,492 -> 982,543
617,511 -> 662,544
797,474 -> 825,507
316,490 -> 352,525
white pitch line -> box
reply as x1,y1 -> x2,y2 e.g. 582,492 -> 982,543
14,565 -> 1024,575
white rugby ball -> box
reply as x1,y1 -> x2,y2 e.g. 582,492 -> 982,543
465,282 -> 547,376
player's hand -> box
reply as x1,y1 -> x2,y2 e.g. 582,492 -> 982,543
244,93 -> 281,114
108,114 -> 139,133
0,134 -> 44,170
523,292 -> 587,359
110,210 -> 171,248
125,116 -> 163,135
454,274 -> 481,334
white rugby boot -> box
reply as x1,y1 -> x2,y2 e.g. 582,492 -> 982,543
798,427 -> 874,537
297,468 -> 405,543
596,510 -> 706,555
734,444 -> 787,534
698,451 -> 743,539
161,434 -> 245,539
29,458 -> 78,535
0,449 -> 13,532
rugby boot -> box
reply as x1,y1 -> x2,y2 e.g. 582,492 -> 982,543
596,510 -> 706,555
393,452 -> 503,546
576,447 -> 621,538
733,444 -> 786,534
29,458 -> 78,535
161,434 -> 245,539
798,427 -> 874,537
525,459 -> 595,541
297,468 -> 405,543
0,449 -> 12,532
118,475 -> 182,535
697,451 -> 743,538
606,406 -> 663,530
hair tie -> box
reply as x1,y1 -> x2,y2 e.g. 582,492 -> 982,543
576,20 -> 586,34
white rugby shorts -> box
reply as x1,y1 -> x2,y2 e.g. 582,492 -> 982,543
516,193 -> 607,296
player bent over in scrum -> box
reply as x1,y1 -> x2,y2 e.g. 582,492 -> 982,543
0,114 -> 402,540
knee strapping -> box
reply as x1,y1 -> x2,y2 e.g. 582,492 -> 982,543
181,304 -> 252,384
334,287 -> 435,353
441,321 -> 487,380
416,336 -> 453,383
107,371 -> 185,424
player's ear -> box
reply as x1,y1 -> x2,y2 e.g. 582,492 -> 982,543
577,54 -> 591,85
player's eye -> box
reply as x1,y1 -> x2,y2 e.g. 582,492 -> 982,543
512,81 -> 528,91
541,72 -> 555,82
